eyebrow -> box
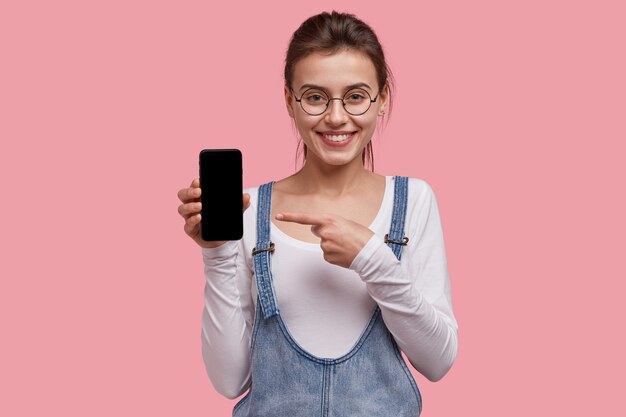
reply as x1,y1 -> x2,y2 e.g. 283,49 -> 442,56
298,82 -> 372,93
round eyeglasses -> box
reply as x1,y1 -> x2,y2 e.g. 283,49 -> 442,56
292,87 -> 379,116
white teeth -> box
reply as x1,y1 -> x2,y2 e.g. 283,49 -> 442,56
323,133 -> 352,142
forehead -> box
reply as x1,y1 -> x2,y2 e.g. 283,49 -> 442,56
292,49 -> 378,91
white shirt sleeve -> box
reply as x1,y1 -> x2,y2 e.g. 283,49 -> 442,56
349,179 -> 458,382
200,206 -> 256,399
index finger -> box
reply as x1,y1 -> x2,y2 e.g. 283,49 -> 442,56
178,184 -> 201,202
275,212 -> 328,226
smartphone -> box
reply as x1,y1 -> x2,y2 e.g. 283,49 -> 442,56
199,149 -> 243,241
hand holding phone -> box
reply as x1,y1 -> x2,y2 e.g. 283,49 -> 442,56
176,149 -> 249,248
177,179 -> 250,248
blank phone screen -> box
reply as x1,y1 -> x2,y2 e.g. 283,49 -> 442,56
199,149 -> 243,241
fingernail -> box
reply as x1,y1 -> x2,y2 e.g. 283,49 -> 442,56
275,213 -> 284,220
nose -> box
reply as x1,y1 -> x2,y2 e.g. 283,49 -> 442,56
324,98 -> 349,125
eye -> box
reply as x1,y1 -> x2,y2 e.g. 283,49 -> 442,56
344,89 -> 369,103
303,90 -> 328,104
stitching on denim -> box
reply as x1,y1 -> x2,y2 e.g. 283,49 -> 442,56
322,362 -> 331,417
253,181 -> 279,319
275,307 -> 382,365
250,297 -> 263,352
387,176 -> 409,260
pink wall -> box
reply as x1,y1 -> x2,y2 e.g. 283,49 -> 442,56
1,0 -> 624,415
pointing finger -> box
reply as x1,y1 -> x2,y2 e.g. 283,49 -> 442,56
275,212 -> 327,226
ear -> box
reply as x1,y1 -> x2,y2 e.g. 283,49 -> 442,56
377,83 -> 390,116
284,85 -> 295,118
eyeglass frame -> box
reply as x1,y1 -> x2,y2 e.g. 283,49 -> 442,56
290,87 -> 380,116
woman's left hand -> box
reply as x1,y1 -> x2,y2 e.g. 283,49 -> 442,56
275,212 -> 374,268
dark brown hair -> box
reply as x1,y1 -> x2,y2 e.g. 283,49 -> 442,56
284,11 -> 394,171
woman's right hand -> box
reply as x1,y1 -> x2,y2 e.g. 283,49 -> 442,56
177,178 -> 251,248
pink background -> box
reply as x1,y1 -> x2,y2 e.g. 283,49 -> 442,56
2,0 -> 625,415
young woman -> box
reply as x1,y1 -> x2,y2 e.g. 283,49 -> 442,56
177,11 -> 458,416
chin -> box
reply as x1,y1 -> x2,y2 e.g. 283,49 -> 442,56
317,151 -> 363,167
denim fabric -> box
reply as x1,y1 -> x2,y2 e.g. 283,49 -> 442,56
235,176 -> 421,417
252,181 -> 279,319
387,176 -> 409,260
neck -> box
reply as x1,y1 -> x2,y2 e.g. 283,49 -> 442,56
293,153 -> 372,198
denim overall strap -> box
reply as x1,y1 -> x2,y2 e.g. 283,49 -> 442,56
253,181 -> 279,319
386,176 -> 409,260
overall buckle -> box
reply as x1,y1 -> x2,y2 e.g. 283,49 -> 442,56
252,242 -> 275,256
384,234 -> 409,246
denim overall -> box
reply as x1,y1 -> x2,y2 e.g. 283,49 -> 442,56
233,176 -> 421,417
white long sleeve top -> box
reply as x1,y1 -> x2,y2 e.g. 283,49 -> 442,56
201,176 -> 458,399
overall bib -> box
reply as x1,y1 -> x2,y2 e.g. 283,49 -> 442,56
233,176 -> 422,417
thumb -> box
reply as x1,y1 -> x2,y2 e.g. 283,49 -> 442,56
243,193 -> 251,213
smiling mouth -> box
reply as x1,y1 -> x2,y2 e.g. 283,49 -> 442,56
319,132 -> 357,142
